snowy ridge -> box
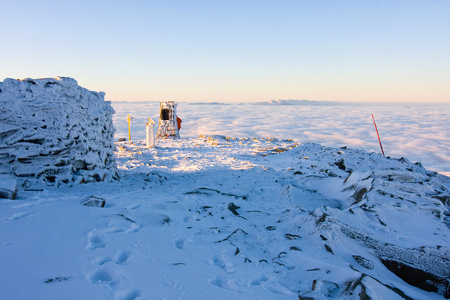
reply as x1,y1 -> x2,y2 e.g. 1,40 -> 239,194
0,77 -> 117,184
1,135 -> 449,299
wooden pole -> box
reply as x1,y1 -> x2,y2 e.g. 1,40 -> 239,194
127,114 -> 132,141
372,114 -> 385,157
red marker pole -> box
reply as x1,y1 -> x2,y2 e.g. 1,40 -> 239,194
372,114 -> 385,157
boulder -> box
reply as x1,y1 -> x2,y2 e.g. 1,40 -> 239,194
82,195 -> 106,207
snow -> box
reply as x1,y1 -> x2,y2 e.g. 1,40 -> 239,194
1,80 -> 450,299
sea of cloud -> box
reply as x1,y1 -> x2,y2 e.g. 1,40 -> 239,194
112,102 -> 450,174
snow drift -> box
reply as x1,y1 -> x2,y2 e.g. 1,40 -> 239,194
0,77 -> 117,185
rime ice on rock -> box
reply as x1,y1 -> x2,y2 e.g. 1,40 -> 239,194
0,174 -> 17,199
0,77 -> 118,184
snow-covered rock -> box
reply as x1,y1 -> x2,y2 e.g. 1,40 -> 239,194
0,77 -> 117,185
0,174 -> 17,199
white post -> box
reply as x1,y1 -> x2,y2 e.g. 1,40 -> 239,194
146,118 -> 156,148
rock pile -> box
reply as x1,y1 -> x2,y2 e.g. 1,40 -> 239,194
0,77 -> 117,185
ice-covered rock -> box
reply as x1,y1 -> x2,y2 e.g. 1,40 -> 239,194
0,77 -> 117,184
81,195 -> 106,207
0,174 -> 17,199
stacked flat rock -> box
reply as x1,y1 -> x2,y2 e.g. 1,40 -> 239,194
0,77 -> 118,184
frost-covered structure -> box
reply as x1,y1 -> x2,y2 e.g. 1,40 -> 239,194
156,101 -> 179,138
0,77 -> 117,184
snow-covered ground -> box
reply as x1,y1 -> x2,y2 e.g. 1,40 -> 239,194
1,136 -> 449,299
1,99 -> 450,299
112,101 -> 450,175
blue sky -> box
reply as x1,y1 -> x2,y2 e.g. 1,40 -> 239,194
1,0 -> 449,103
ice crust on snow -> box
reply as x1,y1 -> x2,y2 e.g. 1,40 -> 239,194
0,77 -> 117,184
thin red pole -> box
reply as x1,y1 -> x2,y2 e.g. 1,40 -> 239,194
372,114 -> 385,157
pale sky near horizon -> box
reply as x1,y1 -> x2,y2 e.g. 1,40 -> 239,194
1,0 -> 449,103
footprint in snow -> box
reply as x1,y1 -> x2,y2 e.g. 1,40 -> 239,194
93,250 -> 131,266
115,250 -> 131,264
210,255 -> 235,273
94,256 -> 112,265
251,275 -> 269,286
174,238 -> 185,249
104,221 -> 140,234
209,276 -> 242,293
87,269 -> 118,285
87,214 -> 140,241
86,231 -> 106,250
114,289 -> 141,300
